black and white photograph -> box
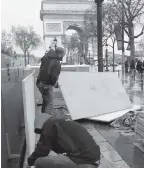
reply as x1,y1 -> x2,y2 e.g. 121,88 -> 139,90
1,0 -> 144,168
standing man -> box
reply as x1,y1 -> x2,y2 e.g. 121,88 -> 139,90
124,59 -> 129,73
139,60 -> 144,75
28,118 -> 100,168
36,47 -> 65,114
136,60 -> 141,74
130,60 -> 135,78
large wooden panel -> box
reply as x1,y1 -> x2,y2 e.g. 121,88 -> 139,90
89,105 -> 141,122
22,71 -> 36,156
59,72 -> 132,120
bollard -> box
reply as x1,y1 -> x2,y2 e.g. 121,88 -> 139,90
141,72 -> 143,91
6,63 -> 11,81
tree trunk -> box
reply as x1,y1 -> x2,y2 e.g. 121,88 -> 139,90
27,53 -> 30,64
113,46 -> 115,72
129,23 -> 135,60
112,39 -> 116,72
24,52 -> 27,66
84,42 -> 88,64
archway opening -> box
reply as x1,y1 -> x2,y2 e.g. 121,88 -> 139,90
63,25 -> 88,65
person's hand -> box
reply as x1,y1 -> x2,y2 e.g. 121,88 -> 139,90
27,152 -> 37,167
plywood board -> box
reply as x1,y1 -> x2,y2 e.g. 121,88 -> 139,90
59,72 -> 132,120
88,105 -> 141,122
22,71 -> 36,156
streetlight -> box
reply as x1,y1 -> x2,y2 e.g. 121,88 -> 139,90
105,43 -> 109,72
95,0 -> 104,72
53,37 -> 57,51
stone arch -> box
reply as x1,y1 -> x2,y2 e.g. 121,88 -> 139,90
63,21 -> 89,64
40,0 -> 93,62
63,21 -> 84,34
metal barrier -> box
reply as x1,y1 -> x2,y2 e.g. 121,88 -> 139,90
1,67 -> 32,168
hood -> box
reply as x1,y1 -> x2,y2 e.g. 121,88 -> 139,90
41,49 -> 61,62
47,49 -> 60,60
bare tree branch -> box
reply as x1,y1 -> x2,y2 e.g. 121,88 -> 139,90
133,2 -> 144,18
132,0 -> 141,16
134,26 -> 144,38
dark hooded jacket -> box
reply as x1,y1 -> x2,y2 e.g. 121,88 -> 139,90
37,49 -> 61,86
28,118 -> 100,166
130,60 -> 135,70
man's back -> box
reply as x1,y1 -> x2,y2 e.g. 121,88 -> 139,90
43,118 -> 100,164
37,49 -> 61,85
28,118 -> 100,166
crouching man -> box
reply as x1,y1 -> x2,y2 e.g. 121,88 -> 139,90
28,118 -> 100,168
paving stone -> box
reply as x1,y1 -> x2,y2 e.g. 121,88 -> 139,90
112,160 -> 129,168
82,123 -> 96,130
92,133 -> 107,143
88,129 -> 100,136
99,156 -> 115,168
101,149 -> 122,162
85,127 -> 96,132
98,142 -> 114,152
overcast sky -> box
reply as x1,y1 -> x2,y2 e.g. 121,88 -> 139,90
1,0 -> 45,57
1,0 -> 143,57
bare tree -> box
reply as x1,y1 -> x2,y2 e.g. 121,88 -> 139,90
1,30 -> 13,55
84,3 -> 113,44
103,3 -> 118,71
109,0 -> 144,59
26,37 -> 41,64
12,26 -> 41,66
84,5 -> 97,39
83,3 -> 117,68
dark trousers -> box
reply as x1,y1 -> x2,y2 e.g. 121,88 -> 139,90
36,81 -> 53,114
125,66 -> 129,73
35,154 -> 99,168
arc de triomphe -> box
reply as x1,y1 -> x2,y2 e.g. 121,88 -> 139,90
40,0 -> 94,51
